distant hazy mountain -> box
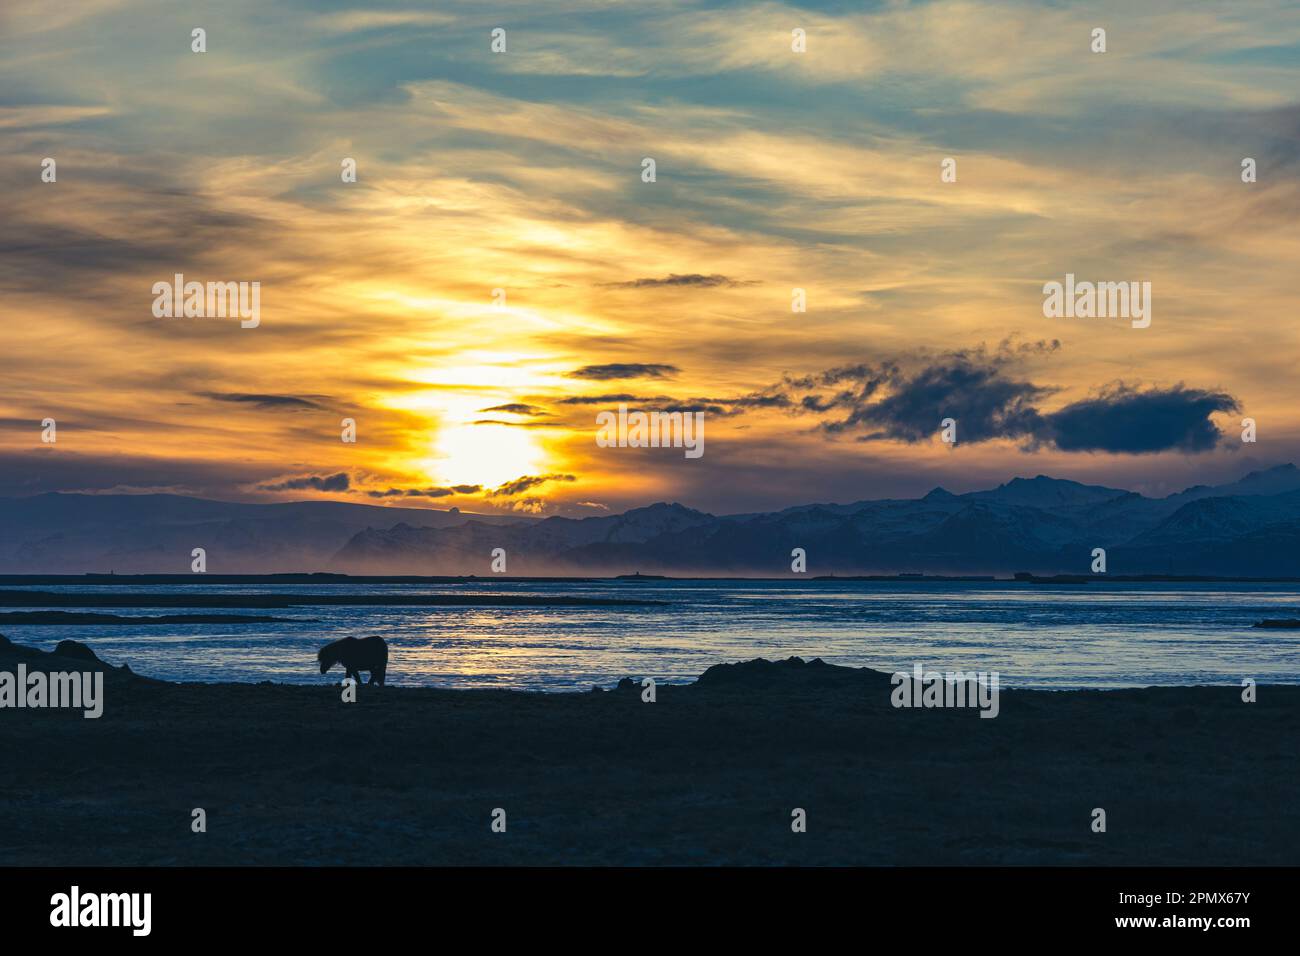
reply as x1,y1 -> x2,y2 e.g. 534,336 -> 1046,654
0,494 -> 522,574
330,464 -> 1300,576
7,465 -> 1300,576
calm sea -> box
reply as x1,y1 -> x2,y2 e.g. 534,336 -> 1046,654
4,580 -> 1300,690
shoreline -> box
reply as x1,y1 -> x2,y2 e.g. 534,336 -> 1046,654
0,611 -> 305,626
5,572 -> 1300,585
0,591 -> 664,609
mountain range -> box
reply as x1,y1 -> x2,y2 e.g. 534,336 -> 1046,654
0,494 -> 521,575
4,464 -> 1300,576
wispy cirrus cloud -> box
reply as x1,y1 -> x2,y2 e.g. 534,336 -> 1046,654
604,274 -> 744,289
567,363 -> 680,381
1,0 -> 1296,515
490,474 -> 576,497
260,472 -> 351,492
367,484 -> 482,499
198,393 -> 327,411
479,403 -> 550,416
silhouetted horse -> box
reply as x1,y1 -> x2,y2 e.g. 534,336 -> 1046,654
318,636 -> 388,686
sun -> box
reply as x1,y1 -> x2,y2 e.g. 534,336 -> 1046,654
380,355 -> 567,492
431,423 -> 548,490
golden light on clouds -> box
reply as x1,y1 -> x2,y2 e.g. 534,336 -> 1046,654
3,0 -> 1299,514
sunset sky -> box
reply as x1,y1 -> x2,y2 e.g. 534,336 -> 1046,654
3,0 -> 1299,516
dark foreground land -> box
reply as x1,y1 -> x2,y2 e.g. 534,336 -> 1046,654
1,635 -> 1296,866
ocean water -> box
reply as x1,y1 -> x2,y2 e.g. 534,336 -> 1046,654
4,580 -> 1300,691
